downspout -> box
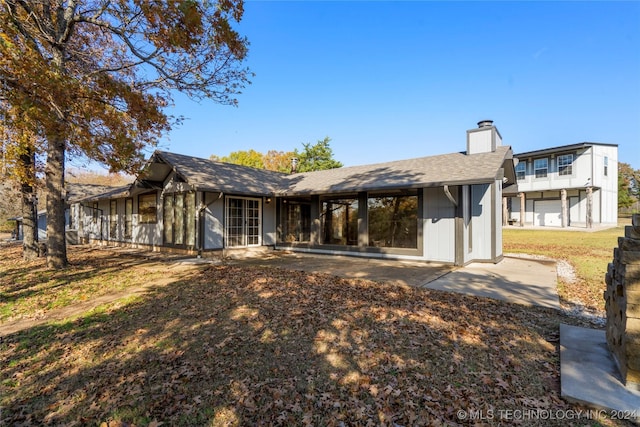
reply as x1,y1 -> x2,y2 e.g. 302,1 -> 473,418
444,185 -> 458,207
197,198 -> 206,258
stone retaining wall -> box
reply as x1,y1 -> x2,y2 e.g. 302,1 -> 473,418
605,214 -> 640,389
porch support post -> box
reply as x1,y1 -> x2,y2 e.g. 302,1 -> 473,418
502,196 -> 508,226
586,186 -> 593,228
519,192 -> 525,227
358,192 -> 368,247
454,186 -> 465,266
561,189 -> 568,228
310,195 -> 321,245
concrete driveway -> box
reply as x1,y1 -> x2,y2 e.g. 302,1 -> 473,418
226,251 -> 560,310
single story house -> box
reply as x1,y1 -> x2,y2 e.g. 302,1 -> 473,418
504,142 -> 618,227
8,211 -> 46,241
68,120 -> 517,266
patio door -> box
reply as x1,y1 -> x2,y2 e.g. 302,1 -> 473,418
225,197 -> 261,247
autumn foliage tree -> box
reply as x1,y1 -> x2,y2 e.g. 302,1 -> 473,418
0,1 -> 250,268
212,138 -> 343,173
1,103 -> 44,259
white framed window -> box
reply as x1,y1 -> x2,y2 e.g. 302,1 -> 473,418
109,200 -> 117,239
604,156 -> 609,177
515,161 -> 526,181
534,158 -> 548,178
124,198 -> 133,240
225,197 -> 261,248
558,154 -> 574,176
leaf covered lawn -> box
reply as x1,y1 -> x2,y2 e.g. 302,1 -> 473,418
0,250 -> 624,426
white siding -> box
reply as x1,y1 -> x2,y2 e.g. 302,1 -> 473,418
569,196 -> 582,225
592,145 -> 618,224
468,130 -> 492,154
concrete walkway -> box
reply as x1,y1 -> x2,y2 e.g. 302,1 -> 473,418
226,252 -> 455,288
423,255 -> 560,310
560,324 -> 640,418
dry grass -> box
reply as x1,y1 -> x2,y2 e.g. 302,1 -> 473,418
0,245 -> 629,426
503,224 -> 626,313
0,244 -> 186,322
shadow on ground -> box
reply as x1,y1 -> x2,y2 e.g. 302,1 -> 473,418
0,260 -> 604,426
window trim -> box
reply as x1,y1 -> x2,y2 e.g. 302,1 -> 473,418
515,161 -> 526,181
534,158 -> 548,179
367,193 -> 418,249
124,198 -> 133,240
163,191 -> 197,248
321,196 -> 359,246
604,156 -> 609,177
109,200 -> 118,240
557,153 -> 574,177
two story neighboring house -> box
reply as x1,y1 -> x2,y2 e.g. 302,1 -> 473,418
504,142 -> 618,228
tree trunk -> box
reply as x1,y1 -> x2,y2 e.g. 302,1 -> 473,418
19,147 -> 39,260
45,135 -> 67,269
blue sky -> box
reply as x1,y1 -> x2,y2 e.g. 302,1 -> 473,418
157,1 -> 639,169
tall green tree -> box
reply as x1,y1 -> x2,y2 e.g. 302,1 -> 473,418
619,162 -> 640,209
1,1 -> 250,268
294,137 -> 343,172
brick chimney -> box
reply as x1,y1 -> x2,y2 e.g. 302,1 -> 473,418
466,120 -> 503,155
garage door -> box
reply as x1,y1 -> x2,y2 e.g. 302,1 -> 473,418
534,200 -> 562,227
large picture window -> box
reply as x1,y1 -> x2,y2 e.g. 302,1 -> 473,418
138,193 -> 158,223
322,198 -> 358,246
368,194 -> 418,249
283,202 -> 311,243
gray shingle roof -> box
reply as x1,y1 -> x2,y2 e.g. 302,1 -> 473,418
155,151 -> 288,196
84,146 -> 513,200
279,146 -> 514,196
66,183 -> 131,203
